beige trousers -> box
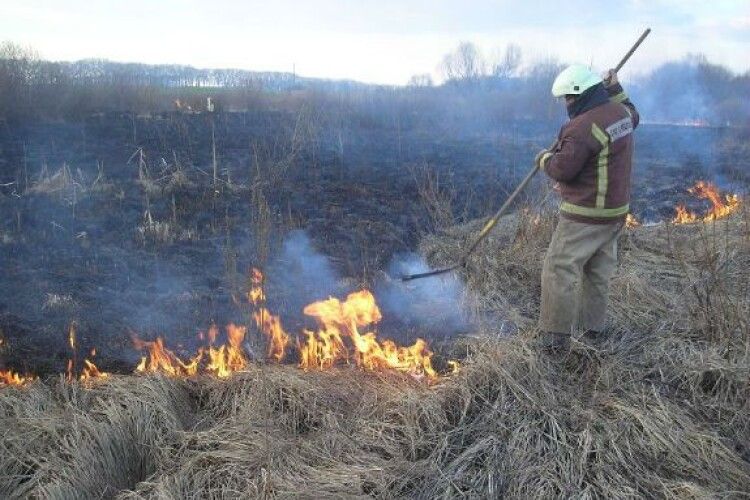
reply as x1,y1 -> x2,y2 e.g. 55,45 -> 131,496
539,218 -> 623,334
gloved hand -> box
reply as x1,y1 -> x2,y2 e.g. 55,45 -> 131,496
535,149 -> 553,170
602,69 -> 619,87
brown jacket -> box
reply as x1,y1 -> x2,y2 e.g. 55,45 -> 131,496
540,82 -> 639,224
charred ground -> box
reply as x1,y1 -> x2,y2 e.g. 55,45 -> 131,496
1,204 -> 748,499
0,109 -> 747,374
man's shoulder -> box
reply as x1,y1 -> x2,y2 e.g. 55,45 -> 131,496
566,103 -> 630,138
560,113 -> 596,140
590,101 -> 631,125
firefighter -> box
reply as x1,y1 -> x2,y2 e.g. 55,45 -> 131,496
534,64 -> 640,355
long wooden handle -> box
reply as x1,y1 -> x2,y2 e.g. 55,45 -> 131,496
614,28 -> 651,73
400,29 -> 651,282
400,164 -> 541,281
461,163 -> 541,259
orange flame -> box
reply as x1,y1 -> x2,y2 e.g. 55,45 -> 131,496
133,336 -> 202,377
673,204 -> 697,224
1,369 -> 35,386
205,323 -> 248,378
68,322 -> 76,350
80,348 -> 108,381
253,310 -> 290,362
673,181 -> 741,224
625,213 -> 641,228
448,360 -> 461,375
245,268 -> 450,379
80,359 -> 109,381
297,329 -> 347,370
248,268 -> 266,303
66,322 -> 77,382
0,336 -> 12,384
133,323 -> 249,379
248,268 -> 290,362
300,290 -> 437,379
3,266 -> 454,385
207,324 -> 219,345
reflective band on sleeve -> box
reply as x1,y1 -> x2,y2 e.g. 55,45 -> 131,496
560,202 -> 630,218
540,151 -> 553,171
610,92 -> 628,103
591,123 -> 610,208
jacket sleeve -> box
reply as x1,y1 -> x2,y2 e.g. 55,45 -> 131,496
607,82 -> 640,129
541,131 -> 593,182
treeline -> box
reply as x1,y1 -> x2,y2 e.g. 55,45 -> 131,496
0,41 -> 369,120
431,42 -> 750,127
1,40 -> 748,127
631,54 -> 750,126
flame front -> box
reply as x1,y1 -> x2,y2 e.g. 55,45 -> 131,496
133,336 -> 202,376
673,204 -> 697,224
81,359 -> 109,381
248,268 -> 290,362
206,323 -> 248,378
80,348 -> 108,381
625,213 -> 641,228
133,323 -> 249,378
300,290 -> 438,379
67,323 -> 108,381
129,271 -> 446,380
3,268 -> 455,389
673,181 -> 741,224
0,369 -> 35,386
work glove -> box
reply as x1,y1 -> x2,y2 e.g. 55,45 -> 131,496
602,69 -> 619,87
535,149 -> 553,170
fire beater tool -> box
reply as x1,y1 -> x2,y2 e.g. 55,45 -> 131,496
400,28 -> 651,282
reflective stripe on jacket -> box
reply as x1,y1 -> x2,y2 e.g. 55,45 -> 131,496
541,82 -> 640,224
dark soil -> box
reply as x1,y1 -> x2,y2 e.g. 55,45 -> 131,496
0,111 -> 746,374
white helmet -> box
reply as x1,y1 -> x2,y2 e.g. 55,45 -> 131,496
551,64 -> 602,98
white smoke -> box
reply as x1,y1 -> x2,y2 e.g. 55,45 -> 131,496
376,253 -> 470,336
266,232 -> 471,339
263,230 -> 342,319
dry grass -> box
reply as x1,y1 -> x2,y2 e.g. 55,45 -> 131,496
1,207 -> 749,498
27,164 -> 78,195
136,211 -> 198,245
0,376 -> 195,498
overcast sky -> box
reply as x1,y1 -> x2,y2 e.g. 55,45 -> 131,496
2,0 -> 748,85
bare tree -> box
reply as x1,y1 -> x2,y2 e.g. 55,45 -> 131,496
407,73 -> 433,87
0,41 -> 39,119
492,43 -> 522,79
439,41 -> 485,83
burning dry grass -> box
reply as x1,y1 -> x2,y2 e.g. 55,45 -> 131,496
1,207 -> 749,497
672,181 -> 742,224
2,338 -> 748,498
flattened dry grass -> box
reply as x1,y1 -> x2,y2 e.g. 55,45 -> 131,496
0,376 -> 195,498
1,207 -> 749,498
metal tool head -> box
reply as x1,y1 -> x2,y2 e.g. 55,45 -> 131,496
399,263 -> 460,282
